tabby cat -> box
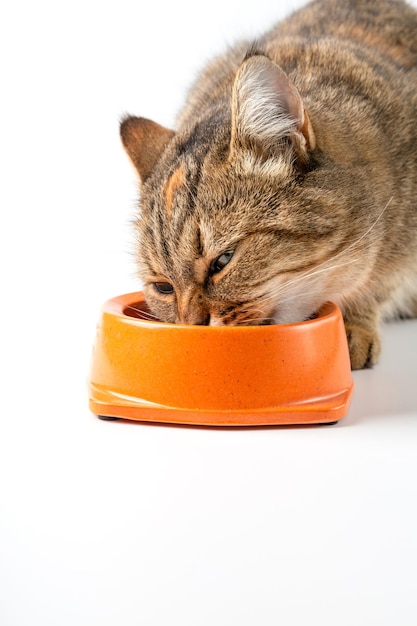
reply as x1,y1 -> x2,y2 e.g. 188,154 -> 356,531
120,0 -> 417,369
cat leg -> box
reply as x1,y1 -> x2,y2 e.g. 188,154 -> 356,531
343,308 -> 381,370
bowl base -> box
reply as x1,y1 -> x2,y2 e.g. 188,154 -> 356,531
89,387 -> 351,427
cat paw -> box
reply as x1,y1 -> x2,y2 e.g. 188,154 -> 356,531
344,322 -> 381,370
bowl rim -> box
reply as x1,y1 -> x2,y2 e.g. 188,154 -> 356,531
107,291 -> 340,333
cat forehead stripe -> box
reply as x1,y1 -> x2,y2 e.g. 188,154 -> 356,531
164,165 -> 187,215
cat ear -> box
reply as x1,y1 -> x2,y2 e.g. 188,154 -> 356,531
120,116 -> 175,183
230,55 -> 315,162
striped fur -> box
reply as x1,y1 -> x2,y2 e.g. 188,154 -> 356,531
120,0 -> 417,369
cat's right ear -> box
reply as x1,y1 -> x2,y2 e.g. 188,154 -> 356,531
120,116 -> 175,183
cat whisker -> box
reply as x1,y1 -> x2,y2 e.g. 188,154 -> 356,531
234,317 -> 274,326
125,305 -> 160,321
260,197 -> 393,304
271,288 -> 325,308
336,196 -> 393,251
226,304 -> 274,325
263,258 -> 360,303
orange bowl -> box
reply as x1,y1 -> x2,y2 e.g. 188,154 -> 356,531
88,292 -> 353,426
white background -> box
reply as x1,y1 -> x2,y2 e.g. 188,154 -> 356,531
1,1 -> 417,624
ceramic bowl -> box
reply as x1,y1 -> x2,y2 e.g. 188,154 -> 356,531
88,291 -> 353,426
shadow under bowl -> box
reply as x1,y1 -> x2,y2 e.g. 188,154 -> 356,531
88,292 -> 353,426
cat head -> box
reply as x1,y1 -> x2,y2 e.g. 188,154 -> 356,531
120,53 -> 352,325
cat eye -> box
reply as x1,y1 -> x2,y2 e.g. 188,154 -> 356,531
153,281 -> 174,295
210,251 -> 234,275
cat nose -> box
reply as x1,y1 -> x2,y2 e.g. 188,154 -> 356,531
176,292 -> 210,325
193,313 -> 211,325
176,310 -> 210,325
190,312 -> 211,325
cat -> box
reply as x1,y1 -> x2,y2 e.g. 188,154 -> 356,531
120,0 -> 417,370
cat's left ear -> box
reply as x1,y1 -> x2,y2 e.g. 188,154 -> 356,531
230,54 -> 315,163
